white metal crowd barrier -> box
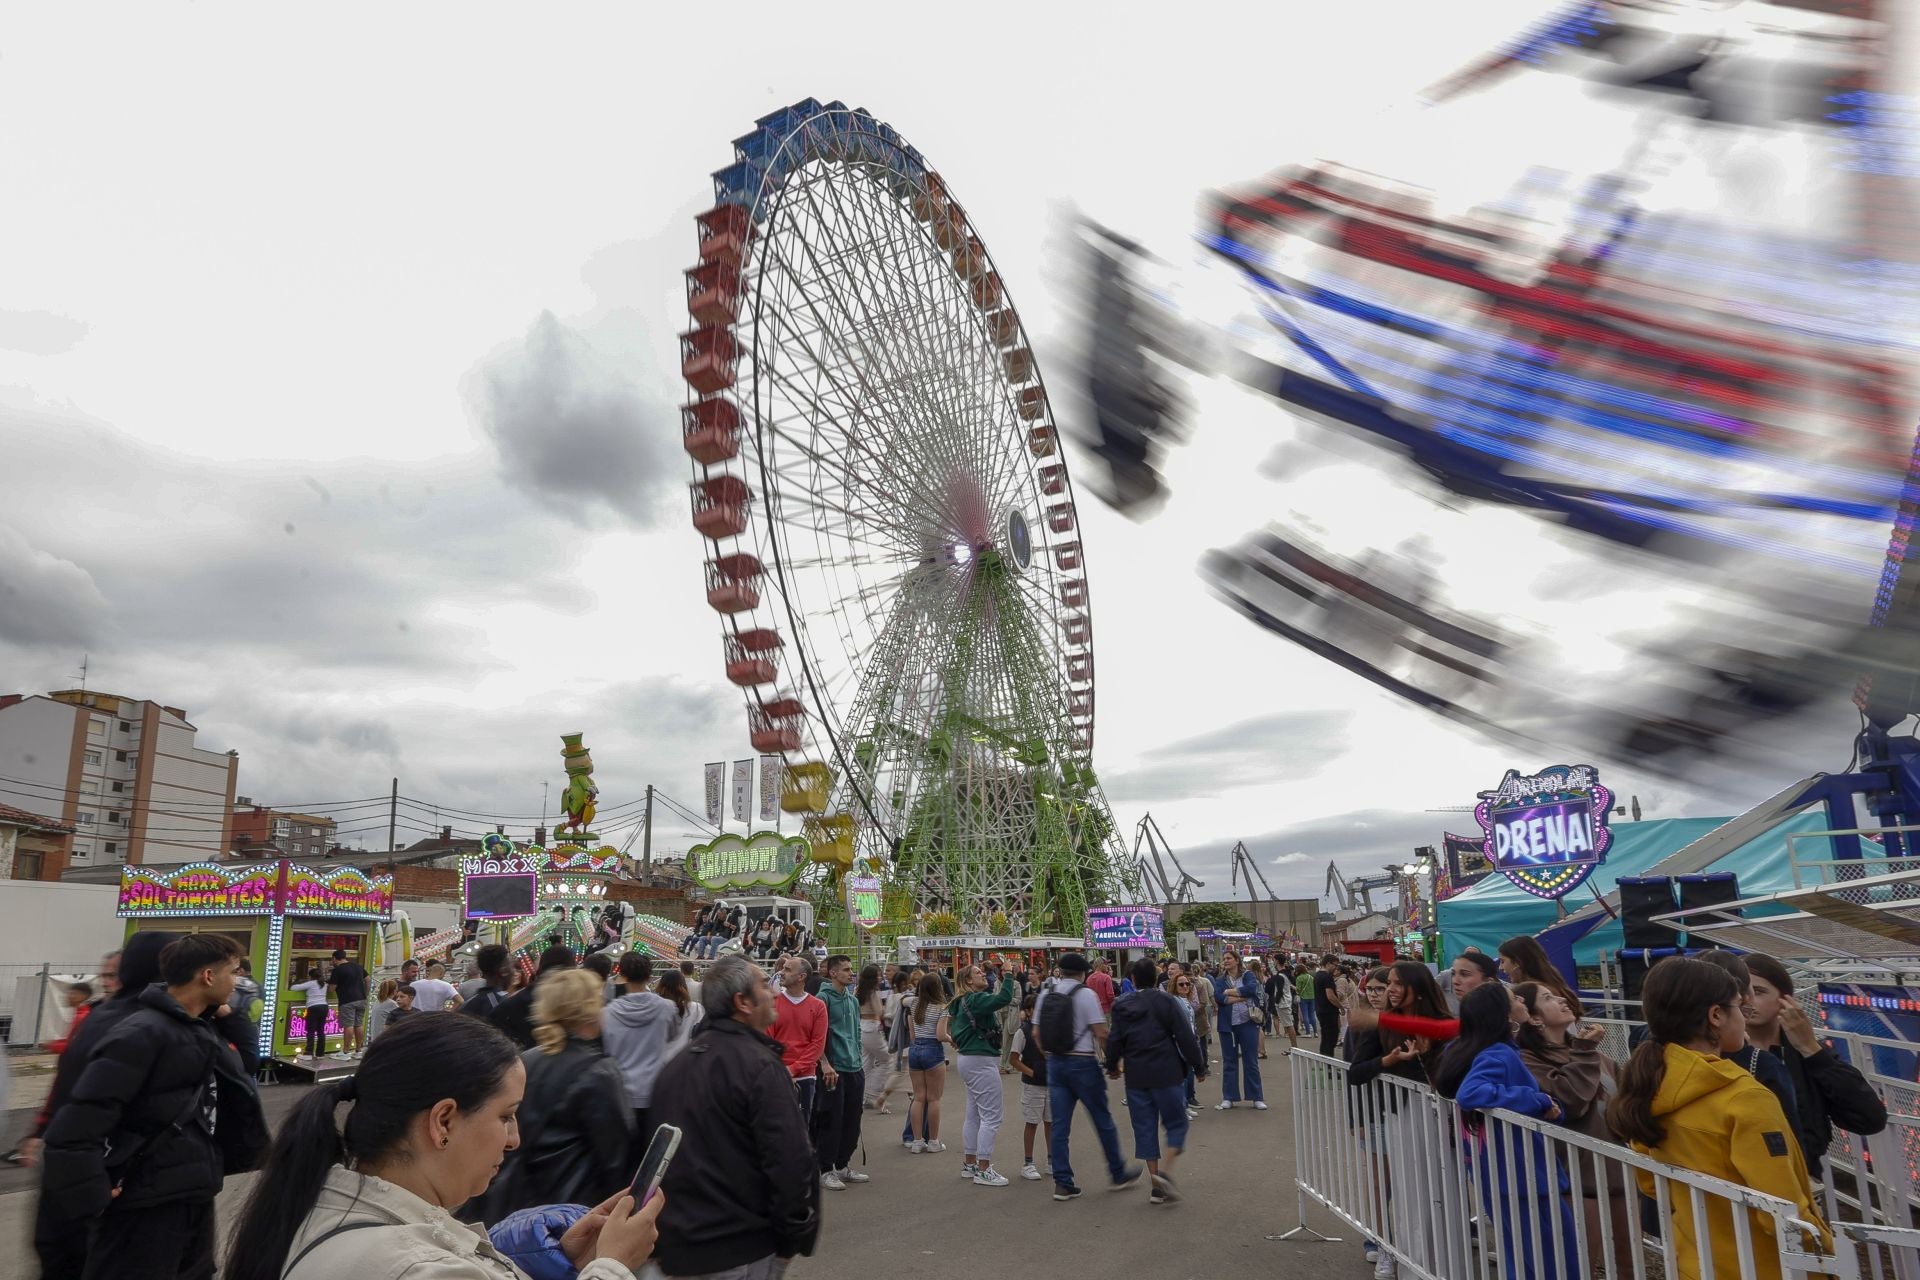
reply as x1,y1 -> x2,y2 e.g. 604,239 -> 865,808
1280,1050 -> 1855,1280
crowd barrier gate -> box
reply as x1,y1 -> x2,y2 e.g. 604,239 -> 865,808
1280,1050 -> 1856,1280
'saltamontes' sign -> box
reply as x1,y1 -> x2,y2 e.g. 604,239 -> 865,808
690,831 -> 808,891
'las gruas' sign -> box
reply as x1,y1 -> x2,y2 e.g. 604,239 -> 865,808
1473,764 -> 1613,901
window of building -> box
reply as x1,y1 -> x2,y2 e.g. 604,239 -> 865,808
81,781 -> 98,794
83,750 -> 102,766
115,750 -> 128,763
118,720 -> 130,732
87,719 -> 105,738
103,841 -> 117,856
15,849 -> 44,879
111,781 -> 123,793
76,813 -> 94,825
107,811 -> 122,824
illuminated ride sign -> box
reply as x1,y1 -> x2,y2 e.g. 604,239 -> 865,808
845,874 -> 883,929
118,861 -> 393,920
1474,763 -> 1614,901
689,831 -> 808,892
1085,904 -> 1165,949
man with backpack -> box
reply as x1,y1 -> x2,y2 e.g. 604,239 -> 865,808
1106,957 -> 1209,1204
1033,952 -> 1142,1202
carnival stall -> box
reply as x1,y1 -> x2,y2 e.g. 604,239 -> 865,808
116,858 -> 393,1078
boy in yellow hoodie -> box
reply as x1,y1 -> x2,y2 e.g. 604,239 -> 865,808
1607,958 -> 1834,1280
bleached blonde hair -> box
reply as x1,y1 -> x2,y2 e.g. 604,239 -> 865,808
531,968 -> 603,1055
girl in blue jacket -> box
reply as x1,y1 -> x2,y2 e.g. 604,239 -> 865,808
1435,985 -> 1581,1280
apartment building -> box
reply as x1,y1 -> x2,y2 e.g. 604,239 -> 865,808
229,801 -> 336,861
0,689 -> 239,872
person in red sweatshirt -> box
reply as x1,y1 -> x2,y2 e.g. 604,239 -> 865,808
768,955 -> 829,1117
1086,958 -> 1117,1017
44,982 -> 94,1056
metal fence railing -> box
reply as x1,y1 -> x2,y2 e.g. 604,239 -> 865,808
1281,1049 -> 1853,1280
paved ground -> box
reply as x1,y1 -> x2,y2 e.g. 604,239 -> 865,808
0,1044 -> 1369,1280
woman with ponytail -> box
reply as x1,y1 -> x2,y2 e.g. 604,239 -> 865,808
1606,957 -> 1831,1280
224,1013 -> 661,1280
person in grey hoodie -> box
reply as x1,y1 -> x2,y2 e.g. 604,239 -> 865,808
603,950 -> 679,1164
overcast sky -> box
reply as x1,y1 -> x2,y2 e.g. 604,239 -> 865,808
0,2 -> 1848,902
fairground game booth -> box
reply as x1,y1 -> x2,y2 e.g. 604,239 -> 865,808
117,860 -> 394,1081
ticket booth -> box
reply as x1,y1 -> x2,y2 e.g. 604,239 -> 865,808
117,859 -> 394,1082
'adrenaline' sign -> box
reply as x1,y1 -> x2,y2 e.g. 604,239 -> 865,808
1473,764 -> 1614,901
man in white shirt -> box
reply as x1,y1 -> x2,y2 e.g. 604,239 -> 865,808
408,961 -> 461,1012
1032,952 -> 1141,1200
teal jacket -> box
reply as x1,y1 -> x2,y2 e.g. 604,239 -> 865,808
948,980 -> 1015,1056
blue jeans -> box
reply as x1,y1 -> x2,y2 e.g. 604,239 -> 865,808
1220,1020 -> 1264,1102
1125,1084 -> 1189,1161
1299,1000 -> 1317,1033
1048,1054 -> 1127,1189
1184,1067 -> 1197,1107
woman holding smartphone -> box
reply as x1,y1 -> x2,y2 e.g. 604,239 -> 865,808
225,1014 -> 661,1280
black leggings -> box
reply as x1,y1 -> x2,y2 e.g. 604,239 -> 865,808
307,1005 -> 329,1058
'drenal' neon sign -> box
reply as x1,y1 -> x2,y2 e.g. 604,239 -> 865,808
1473,764 -> 1613,901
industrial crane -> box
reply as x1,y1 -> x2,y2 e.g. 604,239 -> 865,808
1133,813 -> 1204,904
1229,840 -> 1277,907
1325,862 -> 1401,918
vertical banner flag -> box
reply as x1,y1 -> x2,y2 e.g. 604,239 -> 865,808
732,760 -> 752,824
704,762 -> 724,827
759,755 -> 781,823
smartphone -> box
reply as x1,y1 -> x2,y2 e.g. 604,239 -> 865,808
629,1123 -> 683,1206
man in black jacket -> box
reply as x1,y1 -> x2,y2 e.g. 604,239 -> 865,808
461,943 -> 515,1022
489,943 -> 575,1050
1742,953 -> 1888,1175
30,931 -> 176,1279
43,932 -> 267,1280
1104,958 -> 1207,1205
649,955 -> 819,1278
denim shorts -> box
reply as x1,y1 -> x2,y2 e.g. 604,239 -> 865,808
907,1039 -> 945,1072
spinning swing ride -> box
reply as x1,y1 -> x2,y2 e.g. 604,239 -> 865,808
678,98 -> 1141,940
1076,0 -> 1920,837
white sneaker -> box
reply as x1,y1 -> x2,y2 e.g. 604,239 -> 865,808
1373,1252 -> 1397,1278
1215,1100 -> 1234,1111
961,1164 -> 981,1179
1253,1101 -> 1269,1111
974,1165 -> 1010,1187
1186,1106 -> 1200,1119
909,1139 -> 927,1153
1021,1163 -> 1044,1181
838,1167 -> 870,1184
820,1172 -> 846,1191
924,1140 -> 947,1153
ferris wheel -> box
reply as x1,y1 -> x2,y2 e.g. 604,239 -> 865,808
678,97 -> 1131,934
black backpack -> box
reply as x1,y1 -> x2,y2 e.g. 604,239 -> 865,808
1037,980 -> 1080,1055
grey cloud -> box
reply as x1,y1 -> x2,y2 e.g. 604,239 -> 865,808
0,523 -> 111,645
0,400 -> 588,678
0,308 -> 88,355
1103,710 -> 1351,802
470,311 -> 678,528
